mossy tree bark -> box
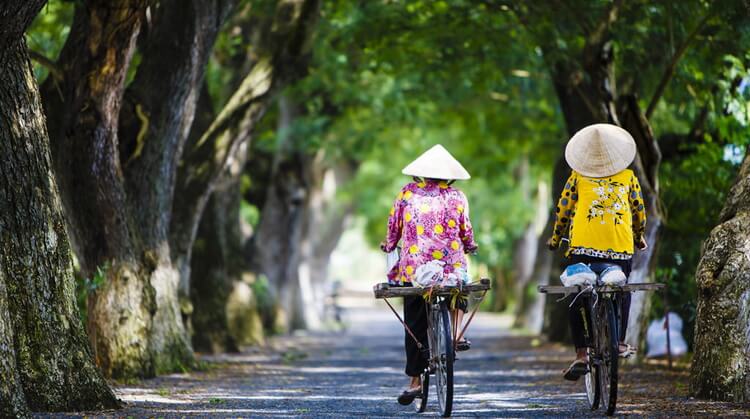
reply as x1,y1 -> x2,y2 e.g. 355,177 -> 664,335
0,1 -> 118,414
191,168 -> 250,352
41,0 -> 233,377
189,85 -> 253,352
691,151 -> 750,402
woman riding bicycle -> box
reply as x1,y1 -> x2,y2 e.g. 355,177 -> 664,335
547,123 -> 648,381
380,144 -> 478,405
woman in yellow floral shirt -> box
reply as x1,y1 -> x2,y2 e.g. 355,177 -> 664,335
547,123 -> 648,381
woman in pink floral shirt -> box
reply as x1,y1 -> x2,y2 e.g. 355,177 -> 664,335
381,179 -> 478,284
380,145 -> 478,406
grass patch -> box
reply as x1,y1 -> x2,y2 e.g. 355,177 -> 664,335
281,349 -> 309,364
115,377 -> 143,386
192,360 -> 220,372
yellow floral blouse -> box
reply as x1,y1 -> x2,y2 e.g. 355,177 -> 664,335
550,169 -> 647,259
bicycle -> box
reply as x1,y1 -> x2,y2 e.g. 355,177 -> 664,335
538,280 -> 663,416
374,278 -> 491,417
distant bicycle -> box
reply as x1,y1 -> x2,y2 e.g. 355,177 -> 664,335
539,280 -> 662,416
323,280 -> 346,330
374,278 -> 490,417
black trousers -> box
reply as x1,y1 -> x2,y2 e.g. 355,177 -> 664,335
567,255 -> 632,349
403,295 -> 429,377
403,291 -> 468,377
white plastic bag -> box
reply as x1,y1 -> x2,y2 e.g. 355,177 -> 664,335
414,260 -> 445,287
560,263 -> 596,287
386,246 -> 400,273
414,261 -> 468,287
646,312 -> 688,358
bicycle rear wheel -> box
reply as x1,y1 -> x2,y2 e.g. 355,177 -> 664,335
584,349 -> 601,410
415,369 -> 429,413
584,295 -> 601,410
597,297 -> 619,416
434,304 -> 454,417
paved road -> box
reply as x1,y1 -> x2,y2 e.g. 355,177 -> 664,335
38,305 -> 750,418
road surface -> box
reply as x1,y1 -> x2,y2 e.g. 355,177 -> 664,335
39,304 -> 750,418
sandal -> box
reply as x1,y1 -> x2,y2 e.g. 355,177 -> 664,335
563,359 -> 589,381
397,388 -> 421,405
619,343 -> 637,358
456,338 -> 471,352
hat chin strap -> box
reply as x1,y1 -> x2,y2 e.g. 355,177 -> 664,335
412,176 -> 456,185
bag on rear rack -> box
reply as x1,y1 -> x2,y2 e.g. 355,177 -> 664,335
560,263 -> 596,287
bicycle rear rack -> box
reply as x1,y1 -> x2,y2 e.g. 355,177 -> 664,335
538,282 -> 664,296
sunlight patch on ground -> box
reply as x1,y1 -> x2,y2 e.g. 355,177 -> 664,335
458,390 -> 534,406
116,389 -> 192,405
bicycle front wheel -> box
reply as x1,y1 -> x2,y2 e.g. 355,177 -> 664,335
597,297 -> 619,416
434,304 -> 454,417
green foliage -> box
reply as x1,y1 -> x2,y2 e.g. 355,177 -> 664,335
25,1 -> 74,82
286,0 -> 564,274
652,52 -> 750,347
75,262 -> 109,326
24,0 -> 750,326
249,275 -> 279,333
240,199 -> 260,227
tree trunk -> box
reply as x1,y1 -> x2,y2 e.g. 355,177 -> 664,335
116,0 -> 234,373
617,94 -> 663,353
537,19 -> 664,346
187,0 -> 323,345
542,54 -> 617,341
251,94 -> 311,331
0,4 -> 118,413
509,157 -> 535,310
191,170 -> 248,353
41,0 -> 158,379
41,0 -> 233,377
542,153 -> 581,342
296,157 -> 356,329
170,0 -> 321,331
691,151 -> 750,402
513,179 -> 549,332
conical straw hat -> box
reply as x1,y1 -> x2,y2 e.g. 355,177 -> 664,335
565,124 -> 637,178
402,144 -> 471,180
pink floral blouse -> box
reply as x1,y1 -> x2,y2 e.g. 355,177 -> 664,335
381,179 -> 478,285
